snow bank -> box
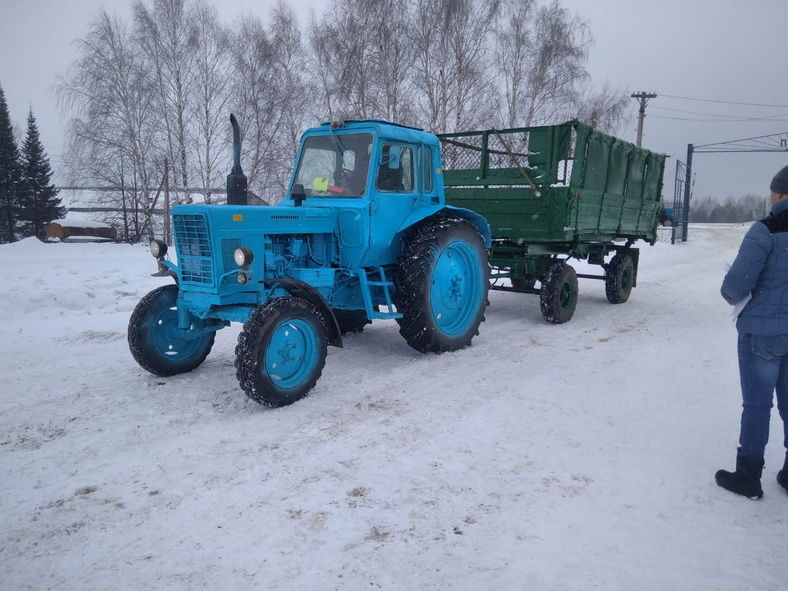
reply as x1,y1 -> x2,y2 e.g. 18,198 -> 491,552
50,213 -> 111,228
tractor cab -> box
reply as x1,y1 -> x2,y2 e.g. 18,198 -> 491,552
284,120 -> 445,268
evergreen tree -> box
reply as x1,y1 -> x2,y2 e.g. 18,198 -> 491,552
0,84 -> 22,243
19,109 -> 64,239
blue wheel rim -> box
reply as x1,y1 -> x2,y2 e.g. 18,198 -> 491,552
149,303 -> 206,361
430,240 -> 483,336
263,319 -> 318,389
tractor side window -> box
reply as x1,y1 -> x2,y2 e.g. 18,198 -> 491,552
292,133 -> 372,198
376,144 -> 414,193
422,147 -> 433,193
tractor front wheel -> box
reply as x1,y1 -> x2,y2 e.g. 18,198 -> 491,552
539,261 -> 578,324
128,285 -> 216,376
235,297 -> 328,407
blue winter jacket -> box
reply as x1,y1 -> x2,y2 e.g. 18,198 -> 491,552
722,198 -> 788,334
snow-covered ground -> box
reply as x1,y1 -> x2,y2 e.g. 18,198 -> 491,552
1,225 -> 786,590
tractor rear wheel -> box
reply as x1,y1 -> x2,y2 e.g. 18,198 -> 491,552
128,284 -> 216,376
395,217 -> 489,353
605,253 -> 635,304
235,297 -> 328,407
539,261 -> 578,324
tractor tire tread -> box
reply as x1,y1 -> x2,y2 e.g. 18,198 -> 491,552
128,284 -> 215,376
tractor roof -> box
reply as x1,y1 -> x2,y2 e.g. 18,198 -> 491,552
319,118 -> 423,132
312,119 -> 439,146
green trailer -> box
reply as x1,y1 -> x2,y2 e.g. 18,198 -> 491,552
439,120 -> 666,323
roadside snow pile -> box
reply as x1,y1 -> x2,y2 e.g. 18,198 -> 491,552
50,213 -> 112,228
0,241 -> 151,319
1,225 -> 786,590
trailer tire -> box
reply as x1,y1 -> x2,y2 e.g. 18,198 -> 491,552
395,217 -> 490,353
235,297 -> 328,407
332,309 -> 371,335
128,285 -> 216,376
540,261 -> 578,324
605,253 -> 634,304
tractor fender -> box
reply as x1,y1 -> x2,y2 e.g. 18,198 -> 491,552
397,205 -> 492,248
259,277 -> 343,348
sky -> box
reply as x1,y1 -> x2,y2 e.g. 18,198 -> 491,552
1,0 -> 787,204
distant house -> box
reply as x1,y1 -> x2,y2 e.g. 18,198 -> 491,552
46,214 -> 117,242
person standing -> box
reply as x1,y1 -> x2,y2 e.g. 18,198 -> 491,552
717,164 -> 788,499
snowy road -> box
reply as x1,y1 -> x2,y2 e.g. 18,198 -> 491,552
1,226 -> 786,590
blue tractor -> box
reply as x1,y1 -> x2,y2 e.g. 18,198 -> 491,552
128,116 -> 491,406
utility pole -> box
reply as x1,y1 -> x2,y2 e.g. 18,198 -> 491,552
631,91 -> 657,147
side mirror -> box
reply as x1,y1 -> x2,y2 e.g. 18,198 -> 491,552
292,183 -> 306,207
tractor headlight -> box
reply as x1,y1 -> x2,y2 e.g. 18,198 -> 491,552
150,239 -> 167,259
234,247 -> 253,267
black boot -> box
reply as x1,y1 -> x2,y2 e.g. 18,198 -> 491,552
715,454 -> 764,499
777,452 -> 788,494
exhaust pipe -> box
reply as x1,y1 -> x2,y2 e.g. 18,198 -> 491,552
226,113 -> 248,206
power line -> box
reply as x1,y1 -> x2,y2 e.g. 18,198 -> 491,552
660,93 -> 788,109
694,131 -> 788,152
650,114 -> 788,123
651,106 -> 788,121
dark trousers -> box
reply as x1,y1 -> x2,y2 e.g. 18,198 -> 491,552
737,333 -> 788,461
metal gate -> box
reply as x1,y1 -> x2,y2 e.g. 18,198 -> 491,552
671,160 -> 687,244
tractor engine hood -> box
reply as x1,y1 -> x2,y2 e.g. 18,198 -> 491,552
171,203 -> 338,237
167,203 -> 339,296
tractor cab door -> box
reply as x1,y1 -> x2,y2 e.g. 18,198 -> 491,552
362,142 -> 419,266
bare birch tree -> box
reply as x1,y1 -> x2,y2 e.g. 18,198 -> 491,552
230,15 -> 288,199
411,0 -> 501,133
308,0 -> 416,124
268,2 -> 310,192
191,0 -> 231,203
495,0 -> 628,132
308,0 -> 377,120
59,10 -> 159,240
307,15 -> 337,121
495,0 -> 537,128
134,0 -> 196,202
521,0 -> 590,126
574,82 -> 630,133
370,0 -> 417,123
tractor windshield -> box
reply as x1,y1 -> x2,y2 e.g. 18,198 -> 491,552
293,133 -> 373,198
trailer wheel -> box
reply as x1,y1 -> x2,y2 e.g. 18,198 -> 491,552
540,261 -> 578,324
128,285 -> 216,376
395,217 -> 489,353
235,297 -> 328,407
332,309 -> 371,335
605,253 -> 634,304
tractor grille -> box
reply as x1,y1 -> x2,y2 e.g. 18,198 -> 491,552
173,213 -> 213,285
